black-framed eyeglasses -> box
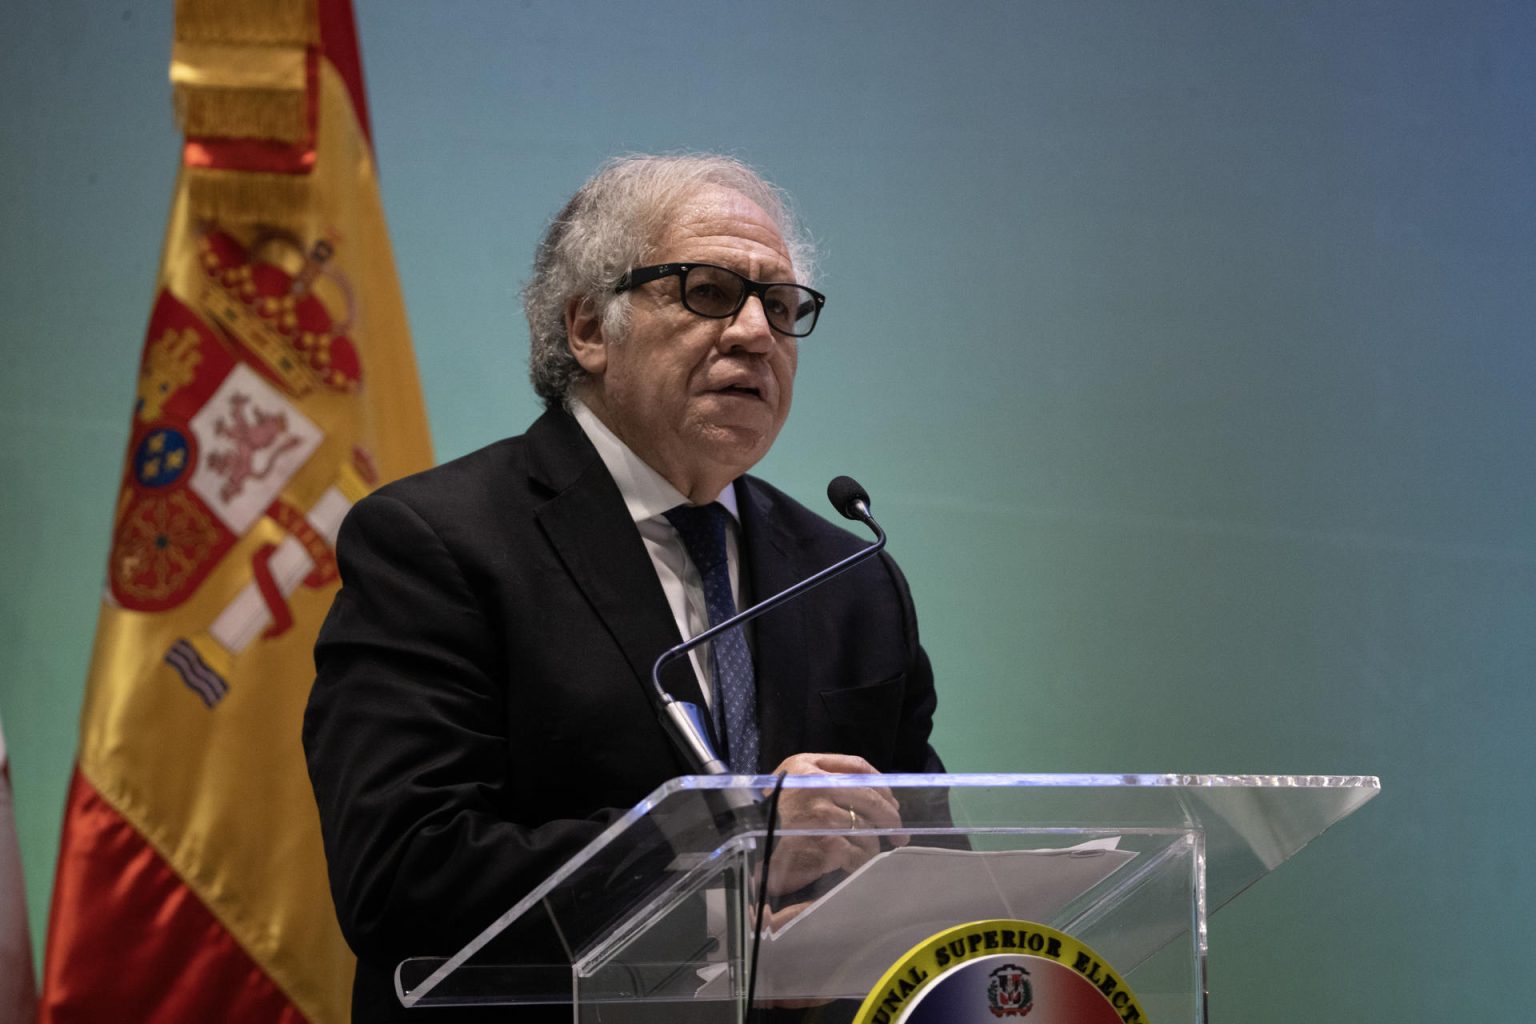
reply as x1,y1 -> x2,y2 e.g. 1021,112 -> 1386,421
615,262 -> 826,338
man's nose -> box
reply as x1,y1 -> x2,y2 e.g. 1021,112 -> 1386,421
719,294 -> 776,353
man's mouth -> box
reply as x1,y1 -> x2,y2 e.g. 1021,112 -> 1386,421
716,383 -> 763,399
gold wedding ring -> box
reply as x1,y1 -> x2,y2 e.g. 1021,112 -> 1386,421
848,807 -> 858,830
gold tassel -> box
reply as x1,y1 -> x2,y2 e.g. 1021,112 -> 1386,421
170,2 -> 313,144
174,0 -> 316,47
187,168 -> 312,228
175,86 -> 308,142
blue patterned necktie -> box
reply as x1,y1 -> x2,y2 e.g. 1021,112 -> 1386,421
663,502 -> 761,774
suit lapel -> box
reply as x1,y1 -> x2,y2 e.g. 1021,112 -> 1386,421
527,410 -> 709,717
738,477 -> 812,765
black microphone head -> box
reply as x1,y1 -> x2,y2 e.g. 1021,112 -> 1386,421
827,475 -> 871,521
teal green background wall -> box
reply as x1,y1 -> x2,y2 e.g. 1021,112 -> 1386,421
3,1 -> 1532,1018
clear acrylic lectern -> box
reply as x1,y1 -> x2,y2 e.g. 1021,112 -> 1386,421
395,773 -> 1377,1022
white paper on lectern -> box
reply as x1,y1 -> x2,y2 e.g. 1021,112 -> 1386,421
751,838 -> 1134,999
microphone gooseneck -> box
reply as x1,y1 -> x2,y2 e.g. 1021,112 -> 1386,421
652,475 -> 889,775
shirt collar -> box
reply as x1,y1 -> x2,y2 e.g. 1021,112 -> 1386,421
570,398 -> 740,525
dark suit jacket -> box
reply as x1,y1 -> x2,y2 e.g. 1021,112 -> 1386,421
304,407 -> 943,1021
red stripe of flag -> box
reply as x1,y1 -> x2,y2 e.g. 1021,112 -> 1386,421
41,771 -> 307,1024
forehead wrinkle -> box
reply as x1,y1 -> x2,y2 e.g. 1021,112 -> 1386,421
654,188 -> 795,282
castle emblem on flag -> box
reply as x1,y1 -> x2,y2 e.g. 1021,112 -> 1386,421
137,327 -> 203,421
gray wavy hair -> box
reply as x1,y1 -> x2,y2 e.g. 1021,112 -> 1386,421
523,153 -> 816,407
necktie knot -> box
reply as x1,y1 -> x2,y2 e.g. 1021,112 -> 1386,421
664,502 -> 731,574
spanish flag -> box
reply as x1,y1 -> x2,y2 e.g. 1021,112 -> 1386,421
41,1 -> 431,1020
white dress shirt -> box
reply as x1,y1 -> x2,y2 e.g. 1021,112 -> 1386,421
569,399 -> 745,708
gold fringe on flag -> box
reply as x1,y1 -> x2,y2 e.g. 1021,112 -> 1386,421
175,88 -> 309,143
174,0 -> 316,47
171,37 -> 310,143
172,0 -> 315,143
186,168 -> 313,226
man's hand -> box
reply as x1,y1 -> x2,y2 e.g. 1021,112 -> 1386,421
765,752 -> 908,897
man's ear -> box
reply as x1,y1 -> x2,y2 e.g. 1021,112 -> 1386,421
565,296 -> 607,375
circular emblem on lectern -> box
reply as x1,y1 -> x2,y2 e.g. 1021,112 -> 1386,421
851,919 -> 1149,1024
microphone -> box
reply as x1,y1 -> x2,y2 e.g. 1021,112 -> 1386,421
652,475 -> 888,775
826,475 -> 874,526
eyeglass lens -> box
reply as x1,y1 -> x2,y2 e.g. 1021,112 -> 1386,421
681,265 -> 819,337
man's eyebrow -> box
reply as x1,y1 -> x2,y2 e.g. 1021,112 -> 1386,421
694,257 -> 797,283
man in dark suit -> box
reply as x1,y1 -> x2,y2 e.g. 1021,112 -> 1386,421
304,154 -> 944,1021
